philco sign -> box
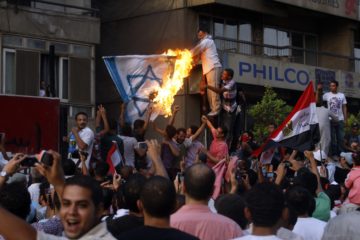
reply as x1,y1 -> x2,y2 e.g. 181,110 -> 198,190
225,52 -> 360,99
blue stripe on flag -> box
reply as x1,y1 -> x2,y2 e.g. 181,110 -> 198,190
103,57 -> 130,102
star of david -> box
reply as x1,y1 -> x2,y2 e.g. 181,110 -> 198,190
126,65 -> 162,117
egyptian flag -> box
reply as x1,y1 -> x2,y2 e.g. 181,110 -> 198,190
253,81 -> 320,157
106,141 -> 123,174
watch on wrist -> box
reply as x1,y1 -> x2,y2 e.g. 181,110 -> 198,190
0,170 -> 9,180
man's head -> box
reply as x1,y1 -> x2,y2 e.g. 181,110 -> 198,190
139,176 -> 176,219
329,80 -> 339,93
268,123 -> 276,135
294,169 -> 317,197
215,194 -> 247,229
121,123 -> 133,137
94,162 -> 110,179
187,125 -> 199,138
351,122 -> 359,134
60,176 -> 104,239
184,163 -> 215,201
165,125 -> 177,140
216,126 -> 228,140
197,26 -> 209,40
221,68 -> 234,81
62,158 -> 77,177
244,182 -> 284,228
286,186 -> 315,217
123,173 -> 147,213
176,128 -> 186,144
0,182 -> 31,219
75,112 -> 88,130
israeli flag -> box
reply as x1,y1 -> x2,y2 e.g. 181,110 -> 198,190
103,55 -> 175,123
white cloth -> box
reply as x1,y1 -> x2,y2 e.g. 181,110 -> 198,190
37,222 -> 116,240
118,135 -> 138,167
28,183 -> 41,203
315,106 -> 338,155
292,217 -> 326,240
191,35 -> 221,75
277,227 -> 303,240
232,235 -> 281,240
323,92 -> 347,121
322,209 -> 360,240
74,127 -> 94,168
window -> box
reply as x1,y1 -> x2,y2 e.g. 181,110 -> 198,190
2,49 -> 16,94
203,16 -> 252,54
59,57 -> 69,100
264,27 -> 317,65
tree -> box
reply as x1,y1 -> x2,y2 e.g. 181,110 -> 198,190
249,86 -> 292,143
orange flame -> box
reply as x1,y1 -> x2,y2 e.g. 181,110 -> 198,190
152,49 -> 193,117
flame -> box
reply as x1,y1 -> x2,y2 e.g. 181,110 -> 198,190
152,49 -> 193,117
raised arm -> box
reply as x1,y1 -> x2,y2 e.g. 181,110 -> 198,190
304,150 -> 323,194
152,121 -> 166,137
202,115 -> 215,132
168,105 -> 180,126
119,102 -> 126,129
96,105 -> 110,136
146,139 -> 168,179
0,207 -> 36,240
71,127 -> 88,151
191,121 -> 206,141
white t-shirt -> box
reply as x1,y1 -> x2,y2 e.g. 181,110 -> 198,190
28,183 -> 41,203
75,127 -> 94,168
119,135 -> 138,167
323,92 -> 347,121
232,235 -> 281,240
293,217 -> 326,240
191,35 -> 222,74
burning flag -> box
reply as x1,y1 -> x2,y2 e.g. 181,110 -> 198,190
253,81 -> 320,157
103,49 -> 193,123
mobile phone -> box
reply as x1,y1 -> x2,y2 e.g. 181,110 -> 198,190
266,172 -> 274,179
20,156 -> 38,167
138,142 -> 148,150
177,172 -> 184,182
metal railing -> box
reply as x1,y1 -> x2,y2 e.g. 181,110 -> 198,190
4,0 -> 99,17
214,36 -> 360,72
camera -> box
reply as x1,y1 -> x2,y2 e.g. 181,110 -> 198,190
137,142 -> 148,150
20,151 -> 53,167
20,156 -> 38,167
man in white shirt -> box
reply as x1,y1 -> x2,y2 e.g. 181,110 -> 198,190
191,26 -> 222,116
70,112 -> 94,169
321,80 -> 347,156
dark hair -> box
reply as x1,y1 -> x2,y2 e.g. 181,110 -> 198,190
0,182 -> 31,219
165,125 -> 177,139
219,125 -> 228,138
62,159 -> 77,176
140,176 -> 176,218
215,194 -> 247,229
286,186 -> 315,216
133,119 -> 145,130
123,173 -> 147,213
75,112 -> 88,120
325,184 -> 341,209
353,152 -> 360,166
65,175 -> 103,208
94,162 -> 110,177
245,182 -> 284,227
184,163 -> 215,201
286,205 -> 298,227
121,123 -> 133,137
294,169 -> 318,197
176,128 -> 186,135
224,68 -> 234,78
198,25 -> 210,33
189,125 -> 199,135
330,80 -> 339,87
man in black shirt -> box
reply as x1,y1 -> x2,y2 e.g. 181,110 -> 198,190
116,176 -> 198,240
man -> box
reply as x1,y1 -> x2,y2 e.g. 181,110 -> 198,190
322,208 -> 360,239
204,68 -> 237,145
67,112 -> 95,169
118,124 -> 145,168
0,151 -> 116,240
171,163 -> 242,240
233,183 -> 285,240
117,176 -> 199,240
100,119 -> 124,165
321,80 -> 347,156
286,186 -> 326,240
191,26 -> 222,116
201,115 -> 228,168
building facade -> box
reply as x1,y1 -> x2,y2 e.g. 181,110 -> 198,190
0,0 -> 100,151
98,0 -> 360,130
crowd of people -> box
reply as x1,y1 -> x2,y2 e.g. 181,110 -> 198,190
0,27 -> 359,240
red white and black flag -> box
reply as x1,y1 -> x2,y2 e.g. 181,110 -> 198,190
253,81 -> 320,157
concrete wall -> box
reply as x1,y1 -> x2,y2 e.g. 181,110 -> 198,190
0,5 -> 100,44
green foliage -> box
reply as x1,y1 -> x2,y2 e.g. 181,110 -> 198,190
249,86 -> 292,142
345,113 -> 360,134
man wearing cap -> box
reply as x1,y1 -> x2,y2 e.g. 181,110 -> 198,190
191,27 -> 222,117
344,123 -> 360,153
